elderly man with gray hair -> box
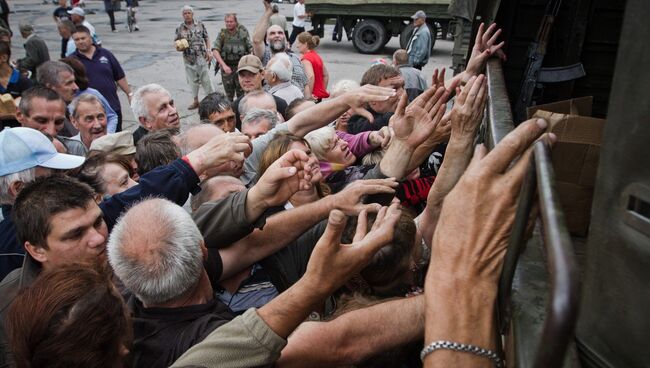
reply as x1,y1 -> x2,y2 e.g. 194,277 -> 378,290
130,83 -> 181,144
265,53 -> 304,105
16,23 -> 50,81
242,108 -> 278,140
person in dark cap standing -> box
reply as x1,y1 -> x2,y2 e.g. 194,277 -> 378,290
405,10 -> 431,70
16,24 -> 50,81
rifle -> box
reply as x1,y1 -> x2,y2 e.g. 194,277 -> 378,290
514,0 -> 586,123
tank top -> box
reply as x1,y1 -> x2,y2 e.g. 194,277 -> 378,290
302,50 -> 330,99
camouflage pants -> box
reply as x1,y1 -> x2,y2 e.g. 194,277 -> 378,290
221,69 -> 244,101
184,61 -> 214,98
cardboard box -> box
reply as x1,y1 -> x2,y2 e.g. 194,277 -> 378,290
527,97 -> 605,236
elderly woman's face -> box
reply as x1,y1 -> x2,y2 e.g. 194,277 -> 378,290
101,163 -> 137,196
323,134 -> 356,167
289,141 -> 323,183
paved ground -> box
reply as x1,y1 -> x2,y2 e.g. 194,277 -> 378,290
9,0 -> 452,132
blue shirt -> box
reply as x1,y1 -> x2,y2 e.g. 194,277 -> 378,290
74,88 -> 119,133
72,47 -> 126,113
0,205 -> 23,282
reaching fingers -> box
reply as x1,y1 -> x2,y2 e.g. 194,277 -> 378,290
371,206 -> 388,231
352,107 -> 376,123
474,22 -> 485,46
423,86 -> 446,114
467,74 -> 486,108
410,84 -> 439,109
438,68 -> 446,87
457,75 -> 477,105
467,143 -> 488,171
395,90 -> 408,117
487,28 -> 502,48
431,69 -> 439,88
482,118 -> 548,174
319,210 -> 348,249
352,210 -> 368,243
483,23 -> 498,45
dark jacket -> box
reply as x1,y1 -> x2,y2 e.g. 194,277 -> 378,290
0,158 -> 201,368
16,34 -> 50,79
0,206 -> 22,282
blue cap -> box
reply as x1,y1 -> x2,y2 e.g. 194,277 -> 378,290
0,128 -> 85,176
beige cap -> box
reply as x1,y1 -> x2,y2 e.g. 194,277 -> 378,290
237,54 -> 263,74
89,131 -> 136,156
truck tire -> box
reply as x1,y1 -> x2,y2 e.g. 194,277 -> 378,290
352,19 -> 386,54
399,23 -> 437,52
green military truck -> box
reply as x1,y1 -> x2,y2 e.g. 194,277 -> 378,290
305,0 -> 452,54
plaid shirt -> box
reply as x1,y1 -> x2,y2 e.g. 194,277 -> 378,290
175,20 -> 209,65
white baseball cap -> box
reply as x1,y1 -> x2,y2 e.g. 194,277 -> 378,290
0,128 -> 85,176
67,7 -> 86,17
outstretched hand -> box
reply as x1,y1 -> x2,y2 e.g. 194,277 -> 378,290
186,132 -> 252,175
465,23 -> 506,79
251,149 -> 314,209
305,203 -> 402,292
429,118 -> 554,284
329,178 -> 399,215
450,74 -> 487,138
343,85 -> 397,123
390,85 -> 449,147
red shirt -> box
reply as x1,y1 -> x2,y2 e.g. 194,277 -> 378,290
302,50 -> 329,99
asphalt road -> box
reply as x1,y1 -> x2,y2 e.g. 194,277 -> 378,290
9,0 -> 452,132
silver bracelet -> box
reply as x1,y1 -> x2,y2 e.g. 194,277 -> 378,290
420,340 -> 504,368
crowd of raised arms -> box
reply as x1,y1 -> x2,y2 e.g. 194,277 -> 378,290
0,1 -> 555,367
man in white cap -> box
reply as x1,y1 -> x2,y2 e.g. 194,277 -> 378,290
405,10 -> 431,70
0,127 -> 85,281
67,7 -> 100,45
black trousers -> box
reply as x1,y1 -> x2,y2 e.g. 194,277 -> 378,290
107,9 -> 116,31
288,26 -> 305,46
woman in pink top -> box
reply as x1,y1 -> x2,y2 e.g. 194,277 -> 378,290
296,32 -> 330,100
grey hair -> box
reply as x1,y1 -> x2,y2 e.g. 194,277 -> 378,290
239,90 -> 275,118
330,79 -> 360,98
69,93 -> 104,118
108,198 -> 204,306
58,19 -> 76,33
0,168 -> 36,205
131,83 -> 171,121
242,108 -> 278,129
36,61 -> 74,87
182,5 -> 193,12
304,126 -> 337,160
268,53 -> 292,82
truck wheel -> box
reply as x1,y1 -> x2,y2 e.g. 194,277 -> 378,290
352,19 -> 386,54
399,23 -> 437,52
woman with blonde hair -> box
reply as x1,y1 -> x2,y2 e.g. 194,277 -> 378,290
295,32 -> 329,101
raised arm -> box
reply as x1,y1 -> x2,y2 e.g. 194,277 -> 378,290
277,295 -> 424,367
377,85 -> 449,180
252,0 -> 273,58
219,178 -> 397,279
423,119 -> 551,367
288,85 -> 396,137
418,75 -> 487,247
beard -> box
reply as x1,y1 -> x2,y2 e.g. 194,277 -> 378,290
269,40 -> 287,53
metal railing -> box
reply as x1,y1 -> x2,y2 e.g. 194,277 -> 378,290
483,58 -> 581,367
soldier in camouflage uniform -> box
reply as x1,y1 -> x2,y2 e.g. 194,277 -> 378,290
211,14 -> 253,101
175,5 -> 214,110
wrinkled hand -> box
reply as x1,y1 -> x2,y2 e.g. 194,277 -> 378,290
465,23 -> 506,79
390,85 -> 448,147
251,149 -> 314,208
329,178 -> 398,215
343,85 -> 397,123
305,203 -> 402,292
222,65 -> 233,75
368,127 -> 391,148
450,74 -> 487,138
262,0 -> 272,11
429,118 -> 553,284
186,132 -> 252,174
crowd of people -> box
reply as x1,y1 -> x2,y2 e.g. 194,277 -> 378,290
0,2 -> 554,367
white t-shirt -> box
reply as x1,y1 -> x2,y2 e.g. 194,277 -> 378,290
292,3 -> 306,27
